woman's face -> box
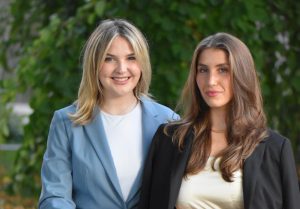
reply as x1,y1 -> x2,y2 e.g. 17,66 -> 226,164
196,48 -> 233,111
99,36 -> 141,100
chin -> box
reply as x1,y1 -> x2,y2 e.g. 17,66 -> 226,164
115,89 -> 135,97
208,103 -> 230,110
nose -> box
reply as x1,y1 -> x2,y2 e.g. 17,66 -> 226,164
116,60 -> 127,74
207,71 -> 218,86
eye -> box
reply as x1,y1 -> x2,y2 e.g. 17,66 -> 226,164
197,66 -> 208,73
127,56 -> 136,61
218,67 -> 229,73
104,56 -> 114,62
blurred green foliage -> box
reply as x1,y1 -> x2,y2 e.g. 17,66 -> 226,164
0,105 -> 10,143
0,0 -> 299,196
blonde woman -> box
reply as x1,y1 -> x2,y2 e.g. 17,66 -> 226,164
39,19 -> 179,209
138,33 -> 300,209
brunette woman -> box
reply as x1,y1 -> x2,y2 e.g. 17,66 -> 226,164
138,32 -> 300,209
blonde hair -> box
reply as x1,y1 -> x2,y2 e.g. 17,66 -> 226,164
166,32 -> 268,181
70,19 -> 151,124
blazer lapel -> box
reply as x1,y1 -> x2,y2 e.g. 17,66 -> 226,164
243,140 -> 266,209
168,129 -> 194,209
140,98 -> 161,160
83,107 -> 123,201
126,98 -> 160,202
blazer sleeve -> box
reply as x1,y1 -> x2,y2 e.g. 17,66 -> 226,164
138,124 -> 164,209
39,111 -> 76,209
280,138 -> 300,208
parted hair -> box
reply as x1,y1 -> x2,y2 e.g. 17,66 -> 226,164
70,19 -> 151,124
166,32 -> 268,182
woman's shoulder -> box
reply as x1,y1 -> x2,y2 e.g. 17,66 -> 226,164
264,129 -> 289,146
151,124 -> 177,150
248,129 -> 293,165
261,129 -> 292,153
55,103 -> 76,115
153,123 -> 187,145
51,103 -> 77,123
141,96 -> 180,120
141,96 -> 171,110
156,123 -> 180,135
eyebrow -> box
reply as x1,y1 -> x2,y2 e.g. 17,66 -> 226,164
197,63 -> 229,67
106,53 -> 135,57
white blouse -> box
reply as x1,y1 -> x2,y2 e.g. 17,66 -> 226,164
176,157 -> 244,209
101,102 -> 142,200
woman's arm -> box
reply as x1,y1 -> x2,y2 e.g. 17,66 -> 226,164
280,138 -> 300,208
39,111 -> 75,209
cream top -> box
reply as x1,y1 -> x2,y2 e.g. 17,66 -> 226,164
176,157 -> 244,209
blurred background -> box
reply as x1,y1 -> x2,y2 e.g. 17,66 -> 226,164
0,0 -> 299,208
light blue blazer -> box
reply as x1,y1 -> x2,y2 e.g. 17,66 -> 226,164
39,97 -> 179,209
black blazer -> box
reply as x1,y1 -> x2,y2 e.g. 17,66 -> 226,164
138,124 -> 300,209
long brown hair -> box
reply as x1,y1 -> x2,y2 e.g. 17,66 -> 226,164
166,32 -> 268,182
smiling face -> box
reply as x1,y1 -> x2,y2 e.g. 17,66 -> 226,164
196,48 -> 233,111
99,36 -> 141,100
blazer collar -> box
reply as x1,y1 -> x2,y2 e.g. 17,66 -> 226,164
139,97 -> 162,159
83,97 -> 161,203
243,139 -> 267,209
126,97 -> 162,202
168,128 -> 194,209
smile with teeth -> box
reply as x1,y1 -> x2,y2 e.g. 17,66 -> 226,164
112,77 -> 129,81
112,76 -> 130,84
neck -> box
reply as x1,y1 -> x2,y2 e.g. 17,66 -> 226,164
209,107 -> 229,156
210,107 -> 227,132
101,94 -> 138,115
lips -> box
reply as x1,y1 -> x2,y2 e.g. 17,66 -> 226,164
112,76 -> 130,84
112,77 -> 129,81
206,90 -> 221,97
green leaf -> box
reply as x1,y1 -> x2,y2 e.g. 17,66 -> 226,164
95,1 -> 106,16
291,74 -> 300,91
